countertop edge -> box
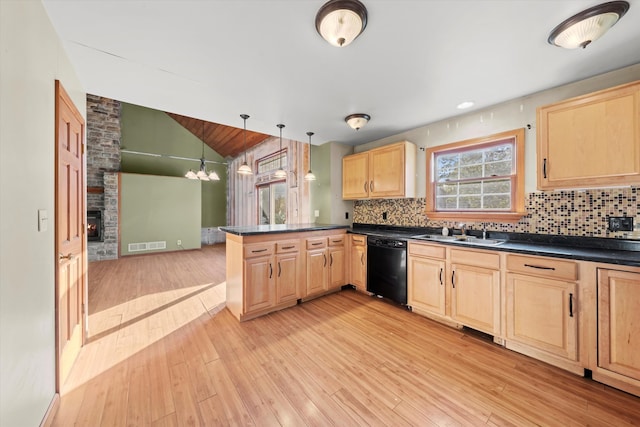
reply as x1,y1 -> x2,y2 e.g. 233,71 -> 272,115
219,224 -> 349,236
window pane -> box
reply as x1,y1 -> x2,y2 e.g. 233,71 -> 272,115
436,196 -> 458,210
483,194 -> 511,209
273,183 -> 287,224
484,143 -> 512,162
459,196 -> 481,209
485,160 -> 512,177
436,183 -> 458,196
483,179 -> 511,194
436,154 -> 459,182
460,151 -> 482,165
258,187 -> 270,224
459,164 -> 483,180
459,181 -> 481,195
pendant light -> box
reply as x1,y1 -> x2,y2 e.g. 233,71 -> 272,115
548,1 -> 630,49
237,114 -> 253,175
304,131 -> 316,181
316,0 -> 368,47
186,121 -> 220,181
274,124 -> 287,179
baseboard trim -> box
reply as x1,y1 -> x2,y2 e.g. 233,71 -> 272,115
40,393 -> 60,427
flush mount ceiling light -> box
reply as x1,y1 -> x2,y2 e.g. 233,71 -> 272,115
185,122 -> 220,181
316,0 -> 368,47
345,113 -> 370,130
456,101 -> 475,110
237,114 -> 253,175
274,124 -> 288,179
304,131 -> 317,182
548,1 -> 630,49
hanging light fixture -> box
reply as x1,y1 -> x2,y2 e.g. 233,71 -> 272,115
274,124 -> 287,179
304,131 -> 317,182
237,114 -> 253,175
185,121 -> 220,181
316,0 -> 368,47
548,1 -> 630,49
345,113 -> 370,130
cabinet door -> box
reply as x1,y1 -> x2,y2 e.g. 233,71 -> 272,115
537,81 -> 640,189
598,269 -> 640,380
408,256 -> 445,316
350,242 -> 367,291
451,264 -> 500,335
244,255 -> 275,314
506,273 -> 577,360
329,247 -> 346,289
306,249 -> 328,296
342,152 -> 369,199
369,144 -> 405,198
276,253 -> 299,304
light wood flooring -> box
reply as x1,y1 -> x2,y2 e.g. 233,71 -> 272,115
53,244 -> 640,426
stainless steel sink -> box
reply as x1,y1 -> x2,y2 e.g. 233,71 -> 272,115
412,234 -> 505,246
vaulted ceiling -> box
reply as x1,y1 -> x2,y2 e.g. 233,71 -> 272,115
42,1 -> 640,153
167,113 -> 270,159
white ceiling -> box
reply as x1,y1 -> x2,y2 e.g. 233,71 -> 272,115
42,0 -> 640,147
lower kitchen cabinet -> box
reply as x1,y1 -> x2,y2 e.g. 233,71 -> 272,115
305,235 -> 346,297
306,246 -> 328,296
504,254 -> 579,367
349,234 -> 367,292
408,242 -> 446,316
597,268 -> 640,382
244,245 -> 276,315
275,240 -> 302,304
506,273 -> 577,361
328,235 -> 346,289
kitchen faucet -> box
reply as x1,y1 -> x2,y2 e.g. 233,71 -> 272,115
459,223 -> 466,236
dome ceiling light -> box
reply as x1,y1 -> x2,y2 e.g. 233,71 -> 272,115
345,113 -> 370,130
315,0 -> 368,47
548,1 -> 630,49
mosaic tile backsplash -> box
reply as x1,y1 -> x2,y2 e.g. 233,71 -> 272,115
354,186 -> 640,239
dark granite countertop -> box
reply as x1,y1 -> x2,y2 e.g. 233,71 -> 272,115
350,223 -> 640,268
219,223 -> 349,236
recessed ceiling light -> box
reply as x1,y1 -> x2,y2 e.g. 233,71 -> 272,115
457,101 -> 474,110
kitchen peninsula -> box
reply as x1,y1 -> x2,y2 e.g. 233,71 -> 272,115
220,224 -> 349,321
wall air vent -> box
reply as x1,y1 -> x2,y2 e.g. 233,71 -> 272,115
128,241 -> 167,252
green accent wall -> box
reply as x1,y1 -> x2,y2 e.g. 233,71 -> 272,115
120,173 -> 201,255
310,143 -> 332,224
120,102 -> 227,227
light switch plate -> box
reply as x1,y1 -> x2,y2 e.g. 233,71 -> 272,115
314,210 -> 320,218
38,209 -> 48,232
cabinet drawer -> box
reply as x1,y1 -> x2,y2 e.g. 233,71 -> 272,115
306,237 -> 327,250
244,243 -> 275,258
351,234 -> 367,246
328,235 -> 346,247
277,240 -> 300,253
451,248 -> 500,269
409,242 -> 445,259
507,254 -> 577,281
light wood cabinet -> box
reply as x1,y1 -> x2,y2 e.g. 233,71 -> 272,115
275,240 -> 301,305
225,229 -> 346,321
537,80 -> 640,189
408,242 -> 446,316
504,254 -> 579,368
243,244 -> 276,315
342,141 -> 416,200
305,234 -> 347,297
597,268 -> 640,382
349,234 -> 367,293
328,235 -> 346,290
451,262 -> 500,336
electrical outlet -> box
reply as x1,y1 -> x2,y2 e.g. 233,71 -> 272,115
382,212 -> 388,220
314,210 -> 320,218
345,212 -> 349,220
608,216 -> 633,232
177,239 -> 182,246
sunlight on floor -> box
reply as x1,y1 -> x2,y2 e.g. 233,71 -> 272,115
62,281 -> 226,394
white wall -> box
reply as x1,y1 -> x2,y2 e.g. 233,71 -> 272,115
0,1 -> 85,425
356,64 -> 640,197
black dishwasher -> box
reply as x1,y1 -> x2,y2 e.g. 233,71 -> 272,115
367,237 -> 407,305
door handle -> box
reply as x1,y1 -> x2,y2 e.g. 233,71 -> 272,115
364,181 -> 368,193
451,270 -> 456,288
370,180 -> 374,192
323,253 -> 327,267
59,253 -> 72,261
278,262 -> 281,278
439,268 -> 443,285
569,293 -> 574,317
543,158 -> 547,179
330,253 -> 333,266
269,263 -> 273,279
361,253 -> 364,265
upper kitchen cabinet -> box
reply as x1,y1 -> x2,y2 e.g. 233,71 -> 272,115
537,80 -> 640,190
342,141 -> 417,200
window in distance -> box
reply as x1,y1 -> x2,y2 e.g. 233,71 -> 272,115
425,128 -> 525,222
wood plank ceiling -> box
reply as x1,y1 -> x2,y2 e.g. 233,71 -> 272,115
167,112 -> 271,159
